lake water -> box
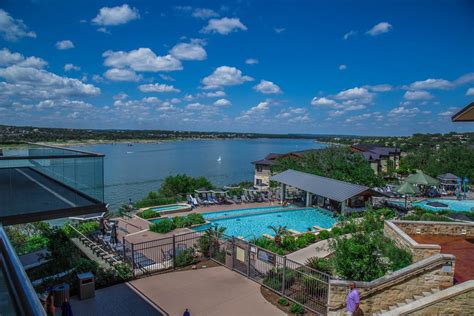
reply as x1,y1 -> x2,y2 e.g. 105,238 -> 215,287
74,139 -> 325,211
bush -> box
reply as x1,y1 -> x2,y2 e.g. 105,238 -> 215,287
302,232 -> 316,244
263,276 -> 282,291
295,236 -> 308,249
278,297 -> 289,306
172,216 -> 192,228
186,213 -> 205,225
134,194 -> 177,209
159,174 -> 214,198
302,275 -> 325,295
289,303 -> 305,315
293,292 -> 307,304
198,235 -> 211,257
330,227 -> 343,237
305,257 -> 333,275
317,230 -> 330,240
139,209 -> 158,219
175,248 -> 197,267
149,219 -> 176,234
282,236 -> 298,252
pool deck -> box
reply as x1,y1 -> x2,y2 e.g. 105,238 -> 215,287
410,234 -> 474,283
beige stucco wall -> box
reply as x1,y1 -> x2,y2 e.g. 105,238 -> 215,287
327,254 -> 455,315
254,165 -> 272,186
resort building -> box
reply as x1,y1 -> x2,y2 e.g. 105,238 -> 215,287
0,143 -> 106,314
350,144 -> 402,175
252,149 -> 321,188
271,169 -> 382,214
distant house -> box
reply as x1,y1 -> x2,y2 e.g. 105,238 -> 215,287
252,149 -> 321,188
351,144 -> 401,175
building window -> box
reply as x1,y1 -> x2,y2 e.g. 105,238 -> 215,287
256,165 -> 263,172
256,179 -> 262,185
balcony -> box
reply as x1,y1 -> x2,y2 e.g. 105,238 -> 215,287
0,143 -> 106,225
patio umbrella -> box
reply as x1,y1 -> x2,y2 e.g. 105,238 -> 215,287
405,170 -> 439,186
397,182 -> 421,208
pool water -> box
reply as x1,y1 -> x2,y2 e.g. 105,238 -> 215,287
202,205 -> 296,220
193,208 -> 337,240
412,199 -> 474,212
151,204 -> 190,212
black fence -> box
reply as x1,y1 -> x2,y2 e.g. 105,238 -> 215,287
123,231 -> 204,276
209,235 -> 330,315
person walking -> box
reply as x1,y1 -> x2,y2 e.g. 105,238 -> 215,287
61,298 -> 73,316
183,308 -> 190,316
45,291 -> 55,316
346,282 -> 362,315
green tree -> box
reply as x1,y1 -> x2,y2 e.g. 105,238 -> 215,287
268,225 -> 289,246
273,147 -> 385,187
159,174 -> 214,197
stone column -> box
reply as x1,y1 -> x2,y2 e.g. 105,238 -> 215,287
341,200 -> 347,215
280,183 -> 286,204
306,191 -> 312,207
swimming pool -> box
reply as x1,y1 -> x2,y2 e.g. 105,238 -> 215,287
412,199 -> 474,212
202,205 -> 297,220
389,199 -> 474,212
150,204 -> 191,213
193,208 -> 337,240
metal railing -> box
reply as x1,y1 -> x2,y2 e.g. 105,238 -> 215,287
209,235 -> 330,315
0,224 -> 46,316
123,231 -> 204,277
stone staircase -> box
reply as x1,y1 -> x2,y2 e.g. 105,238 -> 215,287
76,235 -> 124,268
375,288 -> 441,315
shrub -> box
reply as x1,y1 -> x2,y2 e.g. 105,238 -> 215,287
289,303 -> 305,315
149,219 -> 176,234
175,248 -> 197,267
305,257 -> 333,275
198,235 -> 211,257
263,276 -> 282,291
295,236 -> 308,249
134,195 -> 177,209
330,227 -> 343,237
278,297 -> 289,306
317,230 -> 330,240
172,216 -> 191,228
302,275 -> 325,295
302,232 -> 316,244
342,222 -> 357,234
282,235 -> 298,251
186,213 -> 205,225
139,209 -> 158,219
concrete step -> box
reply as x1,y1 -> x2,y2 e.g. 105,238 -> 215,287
414,295 -> 423,300
431,288 -> 440,294
405,298 -> 415,304
378,310 -> 388,315
389,305 -> 397,310
396,302 -> 405,308
422,291 -> 432,297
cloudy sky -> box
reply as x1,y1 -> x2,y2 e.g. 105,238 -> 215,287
0,1 -> 473,135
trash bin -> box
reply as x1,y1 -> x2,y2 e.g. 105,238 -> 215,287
52,283 -> 70,307
77,272 -> 95,300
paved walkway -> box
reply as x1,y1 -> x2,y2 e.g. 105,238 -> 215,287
410,234 -> 474,283
70,283 -> 163,316
130,266 -> 285,316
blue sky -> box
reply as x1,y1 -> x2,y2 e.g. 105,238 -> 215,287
0,0 -> 473,135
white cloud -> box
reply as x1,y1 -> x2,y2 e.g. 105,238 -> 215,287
201,66 -> 253,89
169,42 -> 207,61
404,90 -> 433,100
345,113 -> 371,123
192,8 -> 219,19
335,87 -> 373,101
0,9 -> 36,41
455,73 -> 474,85
64,63 -> 80,72
139,83 -> 180,93
311,97 -> 338,107
97,27 -> 111,34
0,65 -> 100,101
201,91 -> 226,98
343,30 -> 356,40
55,40 -> 74,50
104,68 -> 141,82
159,74 -> 175,81
466,87 -> 474,96
0,48 -> 46,68
92,4 -> 140,26
253,80 -> 282,94
213,98 -> 231,107
243,101 -> 270,115
438,108 -> 458,116
274,27 -> 285,34
36,99 -> 93,110
339,64 -> 347,71
409,78 -> 453,90
366,22 -> 392,36
113,92 -> 128,100
388,106 -> 420,116
103,48 -> 182,72
245,58 -> 259,65
201,17 -> 247,35
363,84 -> 393,92
186,102 -> 207,110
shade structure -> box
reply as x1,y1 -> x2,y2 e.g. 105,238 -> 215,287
396,182 -> 421,195
195,188 -> 212,194
405,170 -> 439,186
211,188 -> 227,194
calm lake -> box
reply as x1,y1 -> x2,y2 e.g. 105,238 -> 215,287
75,139 -> 326,210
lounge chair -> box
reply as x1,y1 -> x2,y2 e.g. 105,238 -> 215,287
196,195 -> 208,206
233,195 -> 242,204
241,195 -> 250,203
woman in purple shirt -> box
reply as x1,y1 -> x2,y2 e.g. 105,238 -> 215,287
346,282 -> 361,315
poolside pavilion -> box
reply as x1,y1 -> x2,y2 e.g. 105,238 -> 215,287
270,169 -> 382,215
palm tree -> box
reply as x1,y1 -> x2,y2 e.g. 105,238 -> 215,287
268,225 -> 289,246
204,225 -> 226,255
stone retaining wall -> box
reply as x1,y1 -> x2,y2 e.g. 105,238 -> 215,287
327,254 -> 455,315
384,221 -> 441,262
391,220 -> 474,237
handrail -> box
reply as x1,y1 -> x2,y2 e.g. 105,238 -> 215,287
68,224 -> 121,265
0,224 -> 46,316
